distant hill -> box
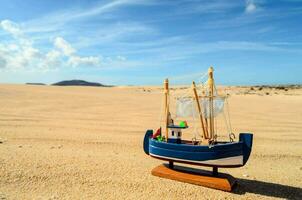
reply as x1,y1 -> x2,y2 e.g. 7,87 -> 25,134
26,83 -> 46,85
52,80 -> 111,87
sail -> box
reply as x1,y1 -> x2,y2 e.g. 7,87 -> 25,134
175,98 -> 195,118
176,96 -> 225,118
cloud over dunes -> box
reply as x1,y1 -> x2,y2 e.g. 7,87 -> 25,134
53,37 -> 102,68
0,20 -> 123,71
54,37 -> 76,56
0,20 -> 23,36
1,0 -> 302,85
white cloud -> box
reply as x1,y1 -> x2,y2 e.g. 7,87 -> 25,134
0,54 -> 7,68
116,55 -> 126,61
23,46 -> 41,59
245,0 -> 257,13
40,50 -> 62,70
46,50 -> 61,61
54,37 -> 76,56
7,44 -> 19,51
53,37 -> 101,68
68,55 -> 100,68
0,19 -> 130,71
0,20 -> 42,70
0,20 -> 23,37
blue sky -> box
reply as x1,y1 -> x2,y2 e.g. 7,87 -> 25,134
0,0 -> 301,85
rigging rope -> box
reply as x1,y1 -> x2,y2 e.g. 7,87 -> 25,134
157,69 -> 234,143
225,97 -> 233,133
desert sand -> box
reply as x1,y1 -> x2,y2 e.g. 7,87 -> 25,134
0,84 -> 301,199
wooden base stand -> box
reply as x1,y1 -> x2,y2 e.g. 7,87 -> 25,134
151,164 -> 237,192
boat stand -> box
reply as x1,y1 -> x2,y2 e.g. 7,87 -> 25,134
151,163 -> 237,192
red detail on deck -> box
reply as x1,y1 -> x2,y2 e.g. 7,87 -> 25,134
152,128 -> 161,139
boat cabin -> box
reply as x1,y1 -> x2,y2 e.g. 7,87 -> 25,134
167,125 -> 188,144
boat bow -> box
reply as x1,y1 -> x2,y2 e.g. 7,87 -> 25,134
239,133 -> 253,165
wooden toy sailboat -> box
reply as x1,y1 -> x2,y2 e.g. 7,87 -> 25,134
143,67 -> 253,191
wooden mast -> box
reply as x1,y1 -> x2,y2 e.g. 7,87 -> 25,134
208,67 -> 215,141
192,81 -> 209,142
202,90 -> 209,132
164,79 -> 169,142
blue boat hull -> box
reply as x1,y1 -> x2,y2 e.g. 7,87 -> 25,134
143,130 -> 253,168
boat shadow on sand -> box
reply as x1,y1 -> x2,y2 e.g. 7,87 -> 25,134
163,164 -> 302,200
233,178 -> 302,200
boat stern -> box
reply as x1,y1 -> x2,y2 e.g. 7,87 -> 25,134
239,133 -> 253,165
143,130 -> 153,155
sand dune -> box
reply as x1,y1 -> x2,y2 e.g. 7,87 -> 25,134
0,84 -> 301,199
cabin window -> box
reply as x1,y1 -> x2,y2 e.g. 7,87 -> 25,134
177,132 -> 181,137
171,131 -> 174,136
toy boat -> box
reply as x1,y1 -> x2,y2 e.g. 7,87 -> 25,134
144,130 -> 252,168
143,67 -> 253,172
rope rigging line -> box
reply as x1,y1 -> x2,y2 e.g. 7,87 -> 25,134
225,97 -> 233,133
156,68 -> 234,144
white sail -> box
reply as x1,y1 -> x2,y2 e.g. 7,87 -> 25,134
176,96 -> 225,118
175,98 -> 195,118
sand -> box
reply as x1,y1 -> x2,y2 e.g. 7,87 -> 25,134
0,84 -> 301,199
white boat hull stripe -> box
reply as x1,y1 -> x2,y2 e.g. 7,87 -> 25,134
150,153 -> 243,166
